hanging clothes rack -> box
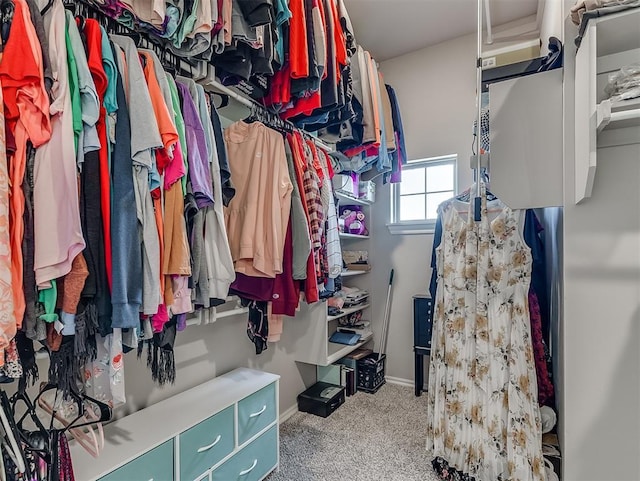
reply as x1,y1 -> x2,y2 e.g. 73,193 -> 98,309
63,0 -> 335,155
63,0 -> 196,78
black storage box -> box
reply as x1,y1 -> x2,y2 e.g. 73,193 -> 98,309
297,382 -> 345,418
357,353 -> 386,393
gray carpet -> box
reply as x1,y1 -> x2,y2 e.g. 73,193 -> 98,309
268,382 -> 439,481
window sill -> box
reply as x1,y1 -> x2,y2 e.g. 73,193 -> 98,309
387,221 -> 436,235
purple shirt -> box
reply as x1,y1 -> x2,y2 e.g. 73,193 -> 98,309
176,81 -> 214,208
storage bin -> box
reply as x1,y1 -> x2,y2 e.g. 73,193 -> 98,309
356,353 -> 386,393
358,180 -> 375,202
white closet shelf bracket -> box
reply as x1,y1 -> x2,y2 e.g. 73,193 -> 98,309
207,79 -> 255,109
597,98 -> 640,132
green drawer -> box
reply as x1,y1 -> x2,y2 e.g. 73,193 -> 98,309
99,440 -> 173,481
179,405 -> 235,480
237,383 -> 276,445
211,425 -> 277,481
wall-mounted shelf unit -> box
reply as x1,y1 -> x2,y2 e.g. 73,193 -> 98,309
341,270 -> 368,277
327,303 -> 370,322
574,8 -> 640,203
335,191 -> 373,206
290,181 -> 376,367
327,332 -> 373,365
339,233 -> 370,240
291,301 -> 374,366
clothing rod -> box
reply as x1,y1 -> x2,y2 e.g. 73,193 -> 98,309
609,109 -> 640,124
208,79 -> 335,152
209,79 -> 255,109
214,307 -> 250,320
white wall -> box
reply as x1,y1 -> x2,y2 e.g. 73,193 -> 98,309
373,17 -> 546,382
374,32 -> 478,383
561,2 -> 640,479
118,314 -> 316,418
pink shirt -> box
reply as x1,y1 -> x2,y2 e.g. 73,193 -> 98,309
34,0 -> 86,287
224,121 -> 293,278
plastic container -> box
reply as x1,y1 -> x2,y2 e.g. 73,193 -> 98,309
356,353 -> 386,393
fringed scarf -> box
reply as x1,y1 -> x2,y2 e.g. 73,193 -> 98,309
137,317 -> 177,386
15,330 -> 38,392
48,337 -> 78,398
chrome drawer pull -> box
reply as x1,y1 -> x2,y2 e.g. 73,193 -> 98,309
239,459 -> 258,476
197,435 -> 222,453
249,405 -> 267,418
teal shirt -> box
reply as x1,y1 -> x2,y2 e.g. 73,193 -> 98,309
65,18 -> 82,155
100,26 -> 118,114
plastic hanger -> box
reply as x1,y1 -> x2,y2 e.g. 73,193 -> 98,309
36,384 -> 111,458
10,390 -> 51,463
36,384 -> 99,457
0,391 -> 26,474
40,0 -> 54,15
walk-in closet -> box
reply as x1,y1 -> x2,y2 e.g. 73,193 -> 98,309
0,0 -> 637,480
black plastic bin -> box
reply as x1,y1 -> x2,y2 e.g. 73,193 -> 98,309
356,353 -> 386,393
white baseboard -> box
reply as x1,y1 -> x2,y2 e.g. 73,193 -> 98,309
279,404 -> 299,423
385,376 -> 415,388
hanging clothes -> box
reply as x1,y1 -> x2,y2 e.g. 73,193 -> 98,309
109,40 -> 143,329
34,0 -> 86,289
81,19 -> 112,293
427,186 -> 545,481
0,0 -> 52,340
111,34 -> 163,318
0,72 -> 15,366
224,121 -> 293,278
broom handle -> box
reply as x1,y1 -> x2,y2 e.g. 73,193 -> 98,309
379,269 -> 394,359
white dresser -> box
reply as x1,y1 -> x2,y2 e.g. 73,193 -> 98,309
70,368 -> 280,481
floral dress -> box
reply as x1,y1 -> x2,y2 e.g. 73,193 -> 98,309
426,186 -> 545,481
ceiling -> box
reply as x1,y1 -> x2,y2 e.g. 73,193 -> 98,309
343,0 -> 540,61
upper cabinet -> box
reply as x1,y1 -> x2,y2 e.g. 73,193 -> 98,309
574,8 -> 640,204
489,68 -> 564,209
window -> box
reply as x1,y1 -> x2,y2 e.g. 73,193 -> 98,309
388,155 -> 457,234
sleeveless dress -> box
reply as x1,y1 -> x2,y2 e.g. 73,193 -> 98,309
426,188 -> 545,481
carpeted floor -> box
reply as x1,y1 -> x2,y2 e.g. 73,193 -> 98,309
267,382 -> 439,481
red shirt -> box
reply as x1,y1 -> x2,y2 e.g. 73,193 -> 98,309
288,0 -> 309,79
82,19 -> 112,291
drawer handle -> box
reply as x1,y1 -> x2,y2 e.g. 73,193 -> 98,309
239,459 -> 258,476
249,405 -> 267,418
196,435 -> 222,453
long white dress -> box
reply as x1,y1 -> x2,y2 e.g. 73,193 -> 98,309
426,187 -> 545,481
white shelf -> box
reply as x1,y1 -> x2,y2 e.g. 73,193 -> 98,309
574,7 -> 640,204
339,232 -> 369,239
341,269 -> 368,277
335,191 -> 373,206
327,332 -> 373,364
327,303 -> 370,322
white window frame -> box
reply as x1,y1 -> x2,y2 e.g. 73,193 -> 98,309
387,155 -> 457,235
